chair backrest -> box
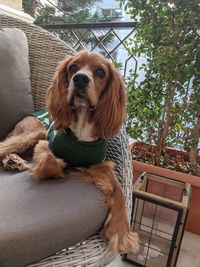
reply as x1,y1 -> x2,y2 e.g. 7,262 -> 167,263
0,14 -> 74,111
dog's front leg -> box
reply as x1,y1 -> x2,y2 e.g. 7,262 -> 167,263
71,161 -> 139,253
32,140 -> 66,180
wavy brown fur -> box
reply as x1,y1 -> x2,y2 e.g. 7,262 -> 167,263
46,57 -> 73,130
91,63 -> 126,139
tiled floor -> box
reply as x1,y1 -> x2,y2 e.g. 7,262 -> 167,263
107,231 -> 200,267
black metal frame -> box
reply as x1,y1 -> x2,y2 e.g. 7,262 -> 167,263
40,21 -> 137,78
42,22 -> 136,30
122,192 -> 184,267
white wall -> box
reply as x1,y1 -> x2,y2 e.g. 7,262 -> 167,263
0,0 -> 22,11
0,2 -> 34,23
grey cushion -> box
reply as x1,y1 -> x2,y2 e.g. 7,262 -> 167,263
0,168 -> 108,267
0,28 -> 34,140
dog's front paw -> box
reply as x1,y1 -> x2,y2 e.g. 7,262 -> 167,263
108,229 -> 139,254
104,213 -> 140,253
2,153 -> 29,171
32,154 -> 66,181
32,155 -> 65,180
32,140 -> 66,181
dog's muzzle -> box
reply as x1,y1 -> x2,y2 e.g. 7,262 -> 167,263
73,73 -> 89,98
70,73 -> 95,110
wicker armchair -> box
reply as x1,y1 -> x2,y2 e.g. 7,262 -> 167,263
0,14 -> 133,267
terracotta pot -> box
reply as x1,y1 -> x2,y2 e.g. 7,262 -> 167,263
132,159 -> 200,235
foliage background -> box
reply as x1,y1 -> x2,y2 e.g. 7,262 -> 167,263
118,0 -> 200,170
23,0 -> 120,24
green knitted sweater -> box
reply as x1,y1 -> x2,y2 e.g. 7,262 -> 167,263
32,110 -> 107,167
50,129 -> 107,167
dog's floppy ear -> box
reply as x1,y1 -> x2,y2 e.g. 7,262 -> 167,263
93,64 -> 126,139
46,56 -> 73,129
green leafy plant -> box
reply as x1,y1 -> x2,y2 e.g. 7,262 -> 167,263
119,0 -> 200,175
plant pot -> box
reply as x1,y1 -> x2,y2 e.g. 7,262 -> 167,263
130,142 -> 200,235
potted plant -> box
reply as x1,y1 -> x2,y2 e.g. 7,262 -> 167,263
119,0 -> 200,234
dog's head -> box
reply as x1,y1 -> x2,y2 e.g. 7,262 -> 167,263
46,50 -> 126,139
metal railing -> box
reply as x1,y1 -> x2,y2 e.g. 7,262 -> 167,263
41,21 -> 137,77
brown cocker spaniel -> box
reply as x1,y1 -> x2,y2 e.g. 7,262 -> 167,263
0,51 -> 139,253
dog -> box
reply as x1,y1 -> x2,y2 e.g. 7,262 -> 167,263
0,50 -> 139,253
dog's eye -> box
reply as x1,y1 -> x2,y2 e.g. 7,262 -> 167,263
69,64 -> 79,74
94,68 -> 106,79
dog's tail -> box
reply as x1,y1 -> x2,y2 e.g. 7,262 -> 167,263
0,131 -> 47,159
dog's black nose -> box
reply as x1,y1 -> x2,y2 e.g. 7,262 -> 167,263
73,73 -> 89,88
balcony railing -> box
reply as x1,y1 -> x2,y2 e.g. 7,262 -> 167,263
41,21 -> 137,78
